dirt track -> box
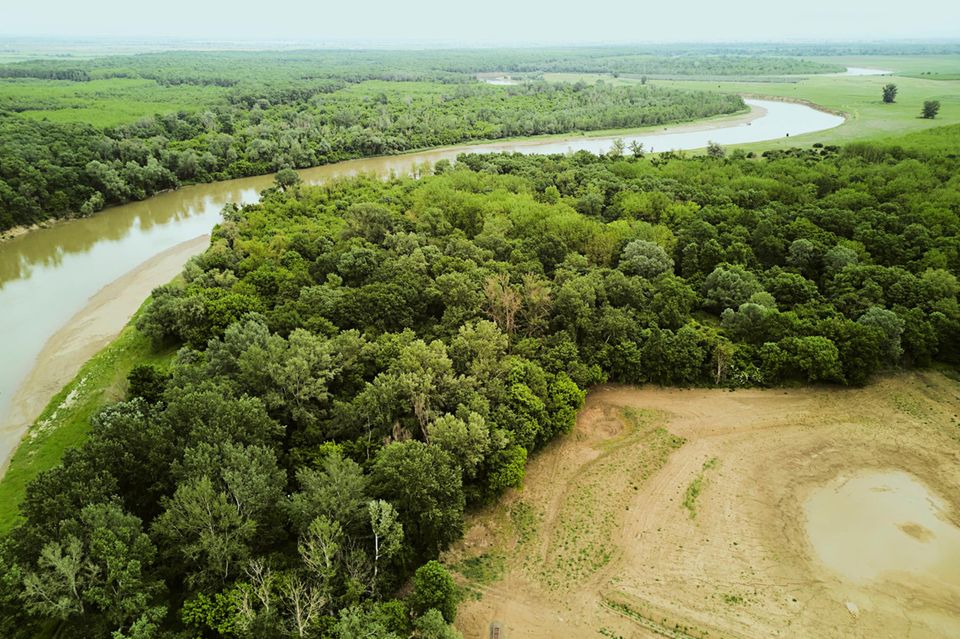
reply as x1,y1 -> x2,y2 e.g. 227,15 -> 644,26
450,373 -> 960,639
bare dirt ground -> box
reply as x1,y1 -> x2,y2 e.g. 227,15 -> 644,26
448,372 -> 960,639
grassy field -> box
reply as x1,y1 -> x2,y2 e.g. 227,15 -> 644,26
0,77 -> 226,127
545,55 -> 960,149
0,301 -> 175,535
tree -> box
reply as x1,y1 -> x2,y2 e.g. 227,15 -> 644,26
370,441 -> 464,556
882,83 -> 898,103
409,561 -> 459,623
152,476 -> 256,588
427,413 -> 492,480
619,239 -> 673,278
414,608 -> 464,639
629,140 -> 645,158
484,273 -> 522,334
607,138 -> 625,158
702,265 -> 763,312
275,167 -> 302,191
126,365 -> 170,405
706,141 -> 726,158
22,503 -> 163,632
287,451 -> 370,536
922,100 -> 941,119
857,306 -> 905,365
367,500 -> 404,588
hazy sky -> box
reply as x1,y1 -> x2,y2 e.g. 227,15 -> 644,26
4,0 -> 959,44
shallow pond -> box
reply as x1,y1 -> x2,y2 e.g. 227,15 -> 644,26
804,470 -> 960,586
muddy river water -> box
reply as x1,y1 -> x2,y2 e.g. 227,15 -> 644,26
0,98 -> 843,470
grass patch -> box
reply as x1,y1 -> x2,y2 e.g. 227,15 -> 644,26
683,457 -> 719,519
453,552 -> 506,585
0,300 -> 174,535
509,500 -> 538,546
0,77 -> 225,127
601,592 -> 721,639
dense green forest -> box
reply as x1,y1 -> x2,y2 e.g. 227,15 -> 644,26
2,133 -> 958,638
0,67 -> 744,231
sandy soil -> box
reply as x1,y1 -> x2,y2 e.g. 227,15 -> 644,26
450,373 -> 960,639
0,235 -> 209,472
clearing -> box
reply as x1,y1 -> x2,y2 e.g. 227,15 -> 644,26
448,372 -> 960,638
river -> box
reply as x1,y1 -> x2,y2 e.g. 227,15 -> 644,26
0,97 -> 844,469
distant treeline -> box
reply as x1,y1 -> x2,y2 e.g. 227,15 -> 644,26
2,136 -> 959,638
0,48 -> 845,86
0,82 -> 744,230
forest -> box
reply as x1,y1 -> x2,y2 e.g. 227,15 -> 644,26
0,70 -> 744,231
2,131 -> 958,638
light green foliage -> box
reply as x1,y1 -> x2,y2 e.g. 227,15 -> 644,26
23,503 -> 162,631
619,239 -> 674,278
287,452 -> 369,535
414,608 -> 464,639
151,476 -> 256,588
702,265 -> 763,311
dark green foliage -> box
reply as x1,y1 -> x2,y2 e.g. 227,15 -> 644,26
922,100 -> 941,119
882,83 -> 898,103
371,442 -> 465,557
126,365 -> 170,405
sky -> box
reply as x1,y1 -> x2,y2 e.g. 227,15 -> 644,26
3,0 -> 959,45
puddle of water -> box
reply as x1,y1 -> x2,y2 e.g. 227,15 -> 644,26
804,470 -> 960,586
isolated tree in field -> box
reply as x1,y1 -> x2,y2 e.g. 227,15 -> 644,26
882,83 -> 898,103
922,100 -> 941,119
706,141 -> 726,158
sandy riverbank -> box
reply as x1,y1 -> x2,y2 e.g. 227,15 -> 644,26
0,234 -> 210,472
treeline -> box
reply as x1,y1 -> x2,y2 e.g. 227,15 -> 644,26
0,48 -> 844,86
0,82 -> 744,230
2,138 -> 959,638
